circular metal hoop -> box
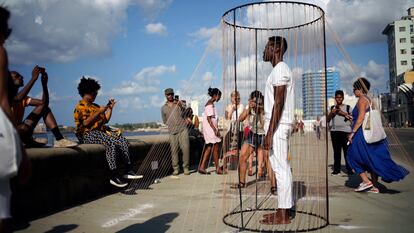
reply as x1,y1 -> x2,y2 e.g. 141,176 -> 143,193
223,208 -> 329,232
222,1 -> 325,31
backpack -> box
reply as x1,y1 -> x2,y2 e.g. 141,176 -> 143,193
329,104 -> 351,128
330,104 -> 350,115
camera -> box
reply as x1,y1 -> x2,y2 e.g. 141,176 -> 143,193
38,67 -> 46,74
174,95 -> 179,100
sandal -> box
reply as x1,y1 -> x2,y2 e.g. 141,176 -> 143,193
230,182 -> 246,189
198,169 -> 211,175
248,169 -> 253,176
367,187 -> 379,193
270,186 -> 277,195
216,167 -> 227,175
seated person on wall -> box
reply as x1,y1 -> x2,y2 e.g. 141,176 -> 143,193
9,66 -> 78,148
74,77 -> 143,188
183,107 -> 201,138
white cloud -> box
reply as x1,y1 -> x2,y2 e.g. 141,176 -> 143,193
149,95 -> 164,107
134,65 -> 176,80
145,22 -> 167,35
4,0 -> 171,64
202,72 -> 214,82
109,64 -> 176,112
34,91 -> 60,102
189,25 -> 221,52
118,96 -> 147,110
134,0 -> 172,20
110,80 -> 159,96
336,59 -> 388,93
326,0 -> 411,44
34,15 -> 43,25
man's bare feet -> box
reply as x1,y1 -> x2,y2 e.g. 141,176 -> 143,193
260,209 -> 291,225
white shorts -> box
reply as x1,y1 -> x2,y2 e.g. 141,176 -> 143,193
0,179 -> 11,219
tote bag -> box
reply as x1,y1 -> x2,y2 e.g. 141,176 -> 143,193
0,108 -> 22,179
362,102 -> 386,144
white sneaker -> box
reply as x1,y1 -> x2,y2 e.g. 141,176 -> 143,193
123,171 -> 143,180
54,138 -> 78,148
354,182 -> 373,192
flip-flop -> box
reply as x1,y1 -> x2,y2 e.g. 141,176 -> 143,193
230,182 -> 246,189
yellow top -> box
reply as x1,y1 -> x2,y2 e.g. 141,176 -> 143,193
10,96 -> 31,126
74,100 -> 107,135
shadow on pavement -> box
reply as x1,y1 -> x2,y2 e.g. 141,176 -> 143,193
116,212 -> 178,233
44,224 -> 78,233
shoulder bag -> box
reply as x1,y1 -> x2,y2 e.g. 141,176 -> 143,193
362,100 -> 386,143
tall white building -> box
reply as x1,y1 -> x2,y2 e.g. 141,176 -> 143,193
190,100 -> 199,117
382,7 -> 414,93
382,7 -> 414,127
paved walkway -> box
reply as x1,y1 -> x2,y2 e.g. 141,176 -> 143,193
15,132 -> 414,233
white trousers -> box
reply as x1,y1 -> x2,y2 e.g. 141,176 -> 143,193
268,124 -> 293,209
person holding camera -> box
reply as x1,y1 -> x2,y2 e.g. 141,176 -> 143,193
74,77 -> 143,187
161,88 -> 190,175
9,66 -> 77,148
326,90 -> 353,176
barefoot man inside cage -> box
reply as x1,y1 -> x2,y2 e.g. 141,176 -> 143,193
261,35 -> 294,225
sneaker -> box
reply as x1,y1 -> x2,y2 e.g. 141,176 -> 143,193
183,168 -> 190,175
24,138 -> 46,148
367,187 -> 379,193
172,169 -> 179,176
110,176 -> 128,188
330,172 -> 340,176
123,171 -> 143,179
354,182 -> 373,192
54,138 -> 78,148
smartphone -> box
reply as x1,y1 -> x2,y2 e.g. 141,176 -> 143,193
38,66 -> 46,72
107,100 -> 111,107
174,95 -> 179,100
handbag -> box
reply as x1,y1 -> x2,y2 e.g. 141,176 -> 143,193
0,108 -> 22,179
362,101 -> 386,143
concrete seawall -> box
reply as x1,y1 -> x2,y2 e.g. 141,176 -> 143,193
11,135 -> 203,219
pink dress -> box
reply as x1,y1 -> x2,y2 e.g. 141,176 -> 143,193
202,104 -> 221,144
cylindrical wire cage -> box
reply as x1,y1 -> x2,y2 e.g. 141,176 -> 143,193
220,1 -> 329,232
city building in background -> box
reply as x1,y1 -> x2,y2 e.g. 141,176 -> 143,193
302,67 -> 340,120
190,100 -> 199,117
382,7 -> 414,127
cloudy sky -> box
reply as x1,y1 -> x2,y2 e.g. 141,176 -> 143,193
4,0 -> 413,125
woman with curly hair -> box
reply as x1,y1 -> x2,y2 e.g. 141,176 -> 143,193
74,77 -> 142,187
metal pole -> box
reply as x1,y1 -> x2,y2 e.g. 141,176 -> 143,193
254,29 -> 258,209
234,9 -> 244,230
322,15 -> 330,225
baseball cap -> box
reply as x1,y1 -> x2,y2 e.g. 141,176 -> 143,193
164,88 -> 174,95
